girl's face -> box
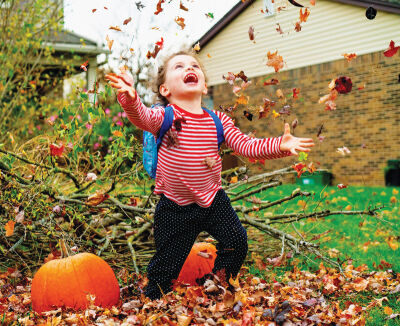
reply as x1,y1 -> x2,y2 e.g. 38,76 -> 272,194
160,54 -> 207,101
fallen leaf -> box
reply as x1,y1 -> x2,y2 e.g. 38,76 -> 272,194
85,191 -> 110,206
50,143 -> 64,157
5,220 -> 15,237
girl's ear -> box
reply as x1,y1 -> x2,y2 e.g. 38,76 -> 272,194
202,83 -> 208,95
160,84 -> 170,97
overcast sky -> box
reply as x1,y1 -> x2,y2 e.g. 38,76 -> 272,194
64,0 -> 240,64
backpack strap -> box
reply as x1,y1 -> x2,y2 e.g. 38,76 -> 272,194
202,107 -> 225,149
156,105 -> 174,150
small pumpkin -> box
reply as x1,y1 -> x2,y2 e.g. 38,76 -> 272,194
31,241 -> 120,313
177,242 -> 217,286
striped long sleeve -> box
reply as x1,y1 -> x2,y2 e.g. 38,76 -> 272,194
117,92 -> 165,136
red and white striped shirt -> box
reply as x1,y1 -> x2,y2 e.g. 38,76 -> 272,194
118,93 -> 291,207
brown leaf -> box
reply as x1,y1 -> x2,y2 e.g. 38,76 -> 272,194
5,220 -> 15,237
179,1 -> 188,11
248,25 -> 255,41
109,26 -> 122,32
123,17 -> 132,25
85,191 -> 110,206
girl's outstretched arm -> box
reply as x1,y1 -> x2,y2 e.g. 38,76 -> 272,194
105,72 -> 164,135
218,112 -> 313,160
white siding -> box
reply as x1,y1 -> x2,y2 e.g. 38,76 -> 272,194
198,0 -> 400,86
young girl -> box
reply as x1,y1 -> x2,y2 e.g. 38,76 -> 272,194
105,51 -> 314,300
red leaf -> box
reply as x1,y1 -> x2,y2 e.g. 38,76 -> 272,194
335,76 -> 352,94
383,40 -> 400,57
49,143 -> 64,157
299,8 -> 310,22
154,0 -> 165,15
292,162 -> 306,178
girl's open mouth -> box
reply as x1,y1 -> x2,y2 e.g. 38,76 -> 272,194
184,73 -> 198,84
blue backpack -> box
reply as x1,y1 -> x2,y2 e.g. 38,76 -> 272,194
143,105 -> 224,179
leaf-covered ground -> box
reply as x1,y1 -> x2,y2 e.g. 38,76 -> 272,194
1,260 -> 399,326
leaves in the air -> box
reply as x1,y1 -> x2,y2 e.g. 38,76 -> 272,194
276,23 -> 284,34
299,8 -> 310,22
266,50 -> 285,72
337,146 -> 351,155
109,26 -> 122,32
175,16 -> 186,29
123,17 -> 132,25
335,76 -> 352,94
80,60 -> 88,72
342,53 -> 357,61
383,40 -> 400,57
154,0 -> 165,15
179,1 -> 188,11
248,25 -> 255,41
106,35 -> 114,50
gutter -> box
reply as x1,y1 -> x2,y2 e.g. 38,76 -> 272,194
42,42 -> 111,55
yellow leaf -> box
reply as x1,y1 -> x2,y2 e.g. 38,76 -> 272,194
236,95 -> 248,105
112,130 -> 123,137
297,200 -> 307,209
229,275 -> 240,288
384,306 -> 393,315
392,188 -> 399,195
386,237 -> 399,251
390,196 -> 397,204
345,205 -> 352,210
230,176 -> 238,183
5,220 -> 15,237
272,110 -> 280,118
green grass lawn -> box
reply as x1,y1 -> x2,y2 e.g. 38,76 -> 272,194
238,183 -> 400,272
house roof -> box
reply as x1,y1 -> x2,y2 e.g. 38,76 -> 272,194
43,30 -> 110,56
197,0 -> 400,49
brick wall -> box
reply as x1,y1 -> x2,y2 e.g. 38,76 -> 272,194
213,51 -> 400,186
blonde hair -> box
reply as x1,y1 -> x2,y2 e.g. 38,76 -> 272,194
154,50 -> 208,106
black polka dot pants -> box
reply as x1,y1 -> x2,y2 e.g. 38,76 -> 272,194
144,189 -> 248,300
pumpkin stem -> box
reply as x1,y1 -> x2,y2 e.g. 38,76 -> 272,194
59,238 -> 72,258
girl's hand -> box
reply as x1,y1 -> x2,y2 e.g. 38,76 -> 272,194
280,123 -> 314,156
105,72 -> 136,100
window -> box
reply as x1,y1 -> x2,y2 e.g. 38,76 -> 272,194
263,0 -> 275,17
202,86 -> 214,110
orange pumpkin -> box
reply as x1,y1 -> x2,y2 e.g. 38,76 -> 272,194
177,242 -> 217,286
31,250 -> 120,313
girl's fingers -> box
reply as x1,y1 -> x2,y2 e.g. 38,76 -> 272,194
108,82 -> 121,89
105,74 -> 119,82
119,73 -> 133,87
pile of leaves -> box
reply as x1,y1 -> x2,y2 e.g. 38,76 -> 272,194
1,261 -> 399,325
